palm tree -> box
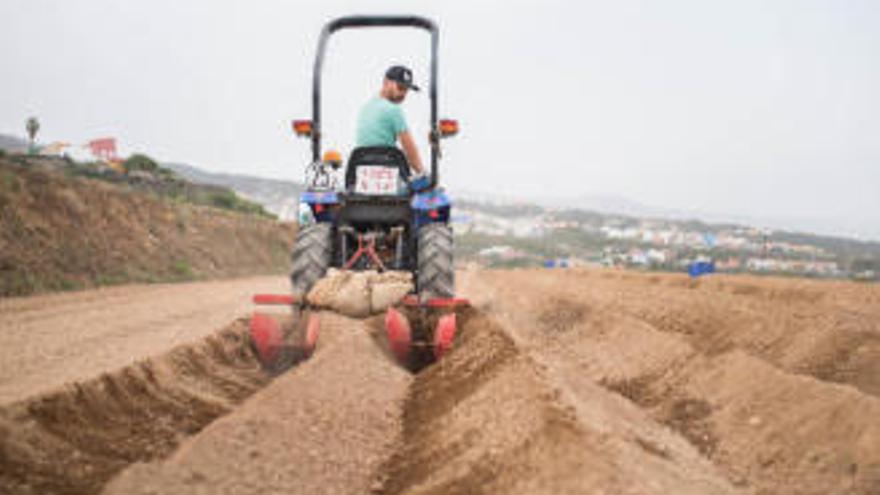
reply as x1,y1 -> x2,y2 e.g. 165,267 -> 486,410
26,117 -> 40,154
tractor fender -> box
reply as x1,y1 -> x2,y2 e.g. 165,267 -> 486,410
301,191 -> 339,222
411,189 -> 450,210
412,189 -> 451,227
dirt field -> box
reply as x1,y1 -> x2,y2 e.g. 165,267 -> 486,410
460,269 -> 880,494
0,276 -> 288,404
1,269 -> 878,494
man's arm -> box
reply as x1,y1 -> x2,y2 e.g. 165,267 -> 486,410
398,130 -> 424,174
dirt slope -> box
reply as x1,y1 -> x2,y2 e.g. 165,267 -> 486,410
462,268 -> 880,494
0,319 -> 271,494
2,268 -> 878,494
380,309 -> 739,494
0,160 -> 294,297
104,312 -> 411,495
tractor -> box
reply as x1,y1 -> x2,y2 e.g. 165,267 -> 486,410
250,15 -> 467,371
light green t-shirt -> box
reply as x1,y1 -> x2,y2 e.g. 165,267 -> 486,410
356,96 -> 408,147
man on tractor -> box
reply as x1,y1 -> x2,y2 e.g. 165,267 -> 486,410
356,65 -> 425,175
250,16 -> 463,373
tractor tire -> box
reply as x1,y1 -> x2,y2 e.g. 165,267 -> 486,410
417,223 -> 454,299
290,223 -> 332,296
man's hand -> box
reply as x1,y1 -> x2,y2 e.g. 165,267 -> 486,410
398,130 -> 424,174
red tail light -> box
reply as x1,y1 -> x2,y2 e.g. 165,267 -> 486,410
292,119 -> 313,137
439,119 -> 458,137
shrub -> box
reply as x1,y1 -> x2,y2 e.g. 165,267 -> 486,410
209,189 -> 238,210
172,260 -> 194,279
123,154 -> 159,174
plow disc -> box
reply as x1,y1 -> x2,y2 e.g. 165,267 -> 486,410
250,312 -> 285,366
249,294 -> 318,373
385,307 -> 413,365
249,292 -> 467,372
383,298 -> 469,370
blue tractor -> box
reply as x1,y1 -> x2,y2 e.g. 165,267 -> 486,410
251,16 -> 464,371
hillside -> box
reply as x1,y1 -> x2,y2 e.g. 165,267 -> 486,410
454,198 -> 880,278
155,162 -> 880,279
0,134 -> 29,153
164,162 -> 302,220
0,156 -> 295,297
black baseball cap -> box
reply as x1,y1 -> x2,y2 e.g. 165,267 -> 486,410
385,65 -> 420,91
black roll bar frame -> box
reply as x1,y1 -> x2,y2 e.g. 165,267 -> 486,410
310,15 -> 441,187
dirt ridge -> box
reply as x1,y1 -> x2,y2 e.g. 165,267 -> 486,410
379,309 -> 739,494
466,268 -> 880,494
103,312 -> 412,495
0,319 -> 271,494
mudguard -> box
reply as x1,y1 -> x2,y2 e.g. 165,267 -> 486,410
301,191 -> 339,223
412,189 -> 451,227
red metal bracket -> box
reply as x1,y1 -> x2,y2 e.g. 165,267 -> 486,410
343,234 -> 386,271
253,294 -> 297,305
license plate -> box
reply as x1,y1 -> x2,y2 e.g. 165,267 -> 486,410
355,166 -> 399,195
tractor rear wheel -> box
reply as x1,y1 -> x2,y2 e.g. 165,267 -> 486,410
290,223 -> 332,296
417,223 -> 454,299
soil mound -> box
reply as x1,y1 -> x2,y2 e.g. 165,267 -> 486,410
104,313 -> 411,495
379,309 -> 739,494
0,319 -> 272,494
465,268 -> 880,494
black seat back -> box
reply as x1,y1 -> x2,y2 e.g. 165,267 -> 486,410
345,146 -> 410,192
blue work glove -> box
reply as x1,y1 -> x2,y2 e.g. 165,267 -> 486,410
409,173 -> 431,193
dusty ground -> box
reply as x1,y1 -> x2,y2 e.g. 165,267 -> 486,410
0,319 -> 271,494
1,269 -> 878,494
460,268 -> 880,494
104,313 -> 411,495
0,276 -> 288,405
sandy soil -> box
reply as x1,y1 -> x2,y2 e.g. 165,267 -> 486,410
2,269 -> 879,494
0,159 -> 295,297
0,319 -> 271,494
0,276 -> 288,405
461,268 -> 880,494
380,309 -> 739,494
104,313 -> 411,495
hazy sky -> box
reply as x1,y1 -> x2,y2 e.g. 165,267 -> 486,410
2,0 -> 878,238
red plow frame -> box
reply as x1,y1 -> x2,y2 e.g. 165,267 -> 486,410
250,293 -> 468,371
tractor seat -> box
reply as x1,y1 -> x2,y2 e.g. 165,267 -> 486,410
345,146 -> 411,195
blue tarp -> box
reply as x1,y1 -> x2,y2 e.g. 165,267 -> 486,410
688,261 -> 715,278
544,259 -> 570,269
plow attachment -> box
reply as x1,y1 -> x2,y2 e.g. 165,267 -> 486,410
384,296 -> 470,370
250,292 -> 468,372
249,294 -> 318,373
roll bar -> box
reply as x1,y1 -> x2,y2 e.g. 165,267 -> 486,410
311,15 -> 441,187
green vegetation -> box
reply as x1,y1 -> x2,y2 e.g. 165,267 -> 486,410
123,153 -> 160,173
26,117 -> 39,155
206,189 -> 269,215
43,152 -> 274,219
172,260 -> 194,279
